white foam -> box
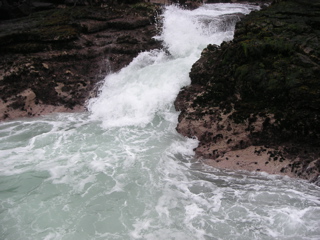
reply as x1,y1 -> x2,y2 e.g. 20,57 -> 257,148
88,50 -> 192,128
88,4 -> 258,129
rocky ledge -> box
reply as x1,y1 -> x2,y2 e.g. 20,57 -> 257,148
0,2 -> 162,120
175,0 -> 320,184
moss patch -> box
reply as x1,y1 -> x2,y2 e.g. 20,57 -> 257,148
187,0 -> 320,145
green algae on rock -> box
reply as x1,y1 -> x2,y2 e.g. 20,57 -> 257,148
175,0 -> 320,184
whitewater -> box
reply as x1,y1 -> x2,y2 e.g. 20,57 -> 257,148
1,4 -> 320,240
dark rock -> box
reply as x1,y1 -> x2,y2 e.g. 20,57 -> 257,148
0,3 -> 162,120
32,2 -> 55,11
175,0 -> 320,183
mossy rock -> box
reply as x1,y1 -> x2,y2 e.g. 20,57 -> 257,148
188,0 -> 320,145
32,25 -> 79,41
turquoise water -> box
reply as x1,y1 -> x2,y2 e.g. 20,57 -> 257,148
1,4 -> 320,240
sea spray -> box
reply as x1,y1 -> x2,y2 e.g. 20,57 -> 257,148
87,4 -> 256,128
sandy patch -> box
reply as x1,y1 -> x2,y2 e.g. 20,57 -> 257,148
0,88 -> 85,121
202,145 -> 296,178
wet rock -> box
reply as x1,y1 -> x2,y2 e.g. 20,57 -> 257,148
0,2 -> 162,120
175,0 -> 320,184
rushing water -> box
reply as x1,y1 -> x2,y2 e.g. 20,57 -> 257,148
1,4 -> 320,240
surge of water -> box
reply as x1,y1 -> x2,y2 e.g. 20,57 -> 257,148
1,4 -> 320,240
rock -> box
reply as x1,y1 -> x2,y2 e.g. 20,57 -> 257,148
32,1 -> 55,11
0,3 -> 162,120
42,63 -> 49,69
108,17 -> 151,29
175,0 -> 320,184
0,0 -> 34,20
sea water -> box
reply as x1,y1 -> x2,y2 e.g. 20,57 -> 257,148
1,4 -> 320,240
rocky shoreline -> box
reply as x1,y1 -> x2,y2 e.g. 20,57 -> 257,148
1,0 -> 320,185
0,2 -> 162,120
175,0 -> 320,185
